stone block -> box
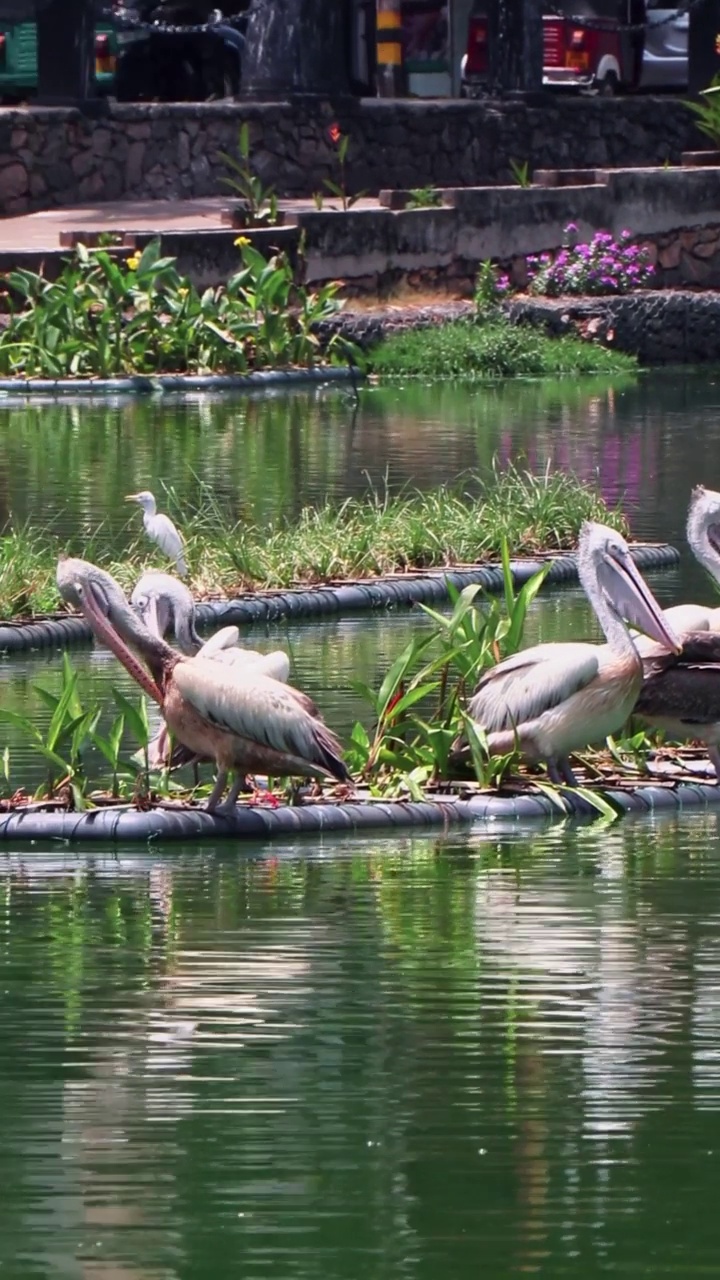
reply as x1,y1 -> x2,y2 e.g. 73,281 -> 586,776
0,162 -> 28,201
657,240 -> 682,269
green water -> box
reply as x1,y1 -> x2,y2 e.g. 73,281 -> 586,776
5,820 -> 720,1277
3,369 -> 720,1274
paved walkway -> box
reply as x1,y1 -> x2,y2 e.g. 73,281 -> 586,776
0,195 -> 379,252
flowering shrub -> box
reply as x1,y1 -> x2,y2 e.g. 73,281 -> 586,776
527,225 -> 654,297
474,259 -> 513,313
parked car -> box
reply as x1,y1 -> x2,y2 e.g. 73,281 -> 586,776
460,0 -> 688,96
0,0 -> 248,103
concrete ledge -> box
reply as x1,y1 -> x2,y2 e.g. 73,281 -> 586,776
0,775 -> 717,843
0,545 -> 680,653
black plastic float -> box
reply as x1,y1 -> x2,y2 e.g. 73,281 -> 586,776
0,366 -> 360,399
0,779 -> 717,844
0,544 -> 680,654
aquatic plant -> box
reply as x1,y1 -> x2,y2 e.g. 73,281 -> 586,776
0,239 -> 354,378
369,317 -> 637,378
0,467 -> 625,621
527,226 -> 654,298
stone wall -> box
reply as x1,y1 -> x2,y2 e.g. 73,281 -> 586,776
0,94 -> 703,218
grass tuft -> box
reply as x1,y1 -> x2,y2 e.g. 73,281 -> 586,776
0,465 -> 627,621
368,317 -> 637,379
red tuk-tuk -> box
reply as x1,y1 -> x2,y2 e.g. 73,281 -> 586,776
461,0 -> 646,95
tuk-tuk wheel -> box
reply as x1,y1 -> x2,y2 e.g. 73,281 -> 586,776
597,71 -> 619,96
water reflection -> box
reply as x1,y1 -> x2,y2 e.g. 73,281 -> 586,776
3,819 -> 720,1276
4,370 -> 720,569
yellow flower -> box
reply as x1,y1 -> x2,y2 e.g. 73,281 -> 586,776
126,254 -> 140,270
234,235 -> 251,248
178,286 -> 188,298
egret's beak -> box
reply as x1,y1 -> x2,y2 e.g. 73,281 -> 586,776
125,493 -> 141,503
602,548 -> 682,655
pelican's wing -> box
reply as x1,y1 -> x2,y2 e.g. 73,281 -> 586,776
468,642 -> 603,733
197,627 -> 241,657
638,632 -> 720,724
198,637 -> 291,684
173,659 -> 349,780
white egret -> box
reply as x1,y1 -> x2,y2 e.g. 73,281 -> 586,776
126,491 -> 187,578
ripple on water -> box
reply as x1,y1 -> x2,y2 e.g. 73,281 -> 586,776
2,820 -> 720,1276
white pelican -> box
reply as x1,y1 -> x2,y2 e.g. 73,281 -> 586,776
465,521 -> 681,786
634,631 -> 720,779
130,570 -> 290,682
57,557 -> 350,813
126,491 -> 188,578
634,484 -> 720,655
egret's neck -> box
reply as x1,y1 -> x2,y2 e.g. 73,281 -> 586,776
142,497 -> 157,518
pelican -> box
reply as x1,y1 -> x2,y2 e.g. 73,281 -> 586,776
57,557 -> 350,812
126,492 -> 187,578
634,485 -> 720,655
464,521 -> 681,786
634,631 -> 720,779
130,571 -> 290,682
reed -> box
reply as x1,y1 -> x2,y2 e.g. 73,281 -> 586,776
368,318 -> 636,379
0,466 -> 625,620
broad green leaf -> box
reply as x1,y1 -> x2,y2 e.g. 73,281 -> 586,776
112,689 -> 148,748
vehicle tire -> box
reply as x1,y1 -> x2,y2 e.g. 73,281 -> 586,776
597,70 -> 619,96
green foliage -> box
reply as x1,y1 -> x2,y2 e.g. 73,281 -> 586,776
217,122 -> 280,226
369,317 -> 637,380
509,158 -> 532,187
0,238 -> 355,378
474,260 -> 511,314
0,466 -> 625,619
324,128 -> 367,211
406,186 -> 443,209
686,75 -> 720,148
347,544 -> 550,793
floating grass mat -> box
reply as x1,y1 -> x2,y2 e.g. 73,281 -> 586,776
0,544 -> 679,653
0,748 -> 718,844
0,466 -> 653,625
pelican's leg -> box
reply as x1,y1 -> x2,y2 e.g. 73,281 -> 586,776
559,757 -> 579,787
215,773 -> 248,815
205,770 -> 229,813
546,757 -> 579,787
546,759 -> 563,785
708,746 -> 720,782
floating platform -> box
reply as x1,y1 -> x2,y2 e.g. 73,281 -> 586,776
0,543 -> 680,653
0,766 -> 718,844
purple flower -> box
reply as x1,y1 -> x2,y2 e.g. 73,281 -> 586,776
564,221 -> 578,233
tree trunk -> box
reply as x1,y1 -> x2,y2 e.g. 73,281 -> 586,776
242,0 -> 350,97
488,0 -> 543,95
37,0 -> 95,104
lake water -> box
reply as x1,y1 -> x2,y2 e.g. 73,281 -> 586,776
3,369 -> 720,1277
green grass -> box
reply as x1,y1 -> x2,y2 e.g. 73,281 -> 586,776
368,317 -> 637,379
0,466 -> 627,621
